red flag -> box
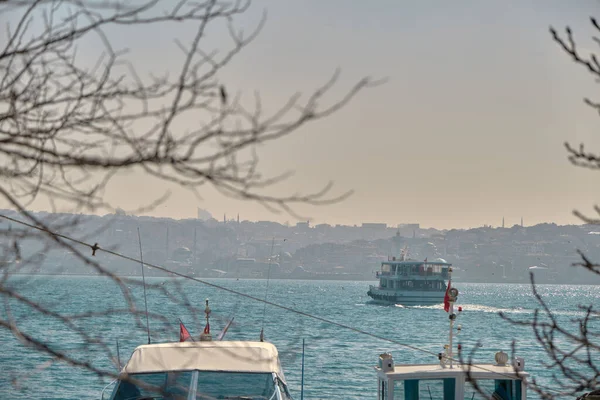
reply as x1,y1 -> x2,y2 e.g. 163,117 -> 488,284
179,322 -> 191,342
443,283 -> 451,312
203,322 -> 210,334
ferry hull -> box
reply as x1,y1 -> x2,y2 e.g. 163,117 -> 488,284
367,286 -> 445,306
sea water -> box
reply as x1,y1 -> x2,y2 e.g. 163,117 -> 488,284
1,276 -> 597,399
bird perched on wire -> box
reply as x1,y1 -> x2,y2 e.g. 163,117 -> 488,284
91,242 -> 100,256
219,85 -> 227,105
13,241 -> 21,263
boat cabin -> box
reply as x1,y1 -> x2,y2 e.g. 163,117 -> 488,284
376,259 -> 451,292
373,280 -> 529,399
103,341 -> 293,400
379,259 -> 451,279
375,352 -> 528,399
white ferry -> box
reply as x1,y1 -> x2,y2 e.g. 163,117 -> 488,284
367,252 -> 452,306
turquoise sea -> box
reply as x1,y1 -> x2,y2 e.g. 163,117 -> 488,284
1,276 -> 598,399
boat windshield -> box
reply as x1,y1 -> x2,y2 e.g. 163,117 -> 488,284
391,378 -> 520,400
111,371 -> 288,400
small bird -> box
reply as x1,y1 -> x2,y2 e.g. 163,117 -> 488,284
13,241 -> 21,262
219,85 -> 227,105
91,242 -> 100,256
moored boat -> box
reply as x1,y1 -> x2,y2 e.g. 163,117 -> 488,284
101,300 -> 293,400
374,285 -> 529,399
105,340 -> 292,400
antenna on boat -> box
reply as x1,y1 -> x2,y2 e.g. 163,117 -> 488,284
439,265 -> 461,369
137,227 -> 151,344
259,237 -> 276,342
300,338 -> 305,400
200,299 -> 212,341
217,316 -> 234,341
116,340 -> 122,371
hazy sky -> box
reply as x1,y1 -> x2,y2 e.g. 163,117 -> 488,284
22,1 -> 600,229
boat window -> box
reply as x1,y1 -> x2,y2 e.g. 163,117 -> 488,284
111,371 -> 277,400
196,371 -> 276,399
380,379 -> 387,400
464,379 -> 519,400
393,378 -> 456,400
112,371 -> 194,399
276,377 -> 293,400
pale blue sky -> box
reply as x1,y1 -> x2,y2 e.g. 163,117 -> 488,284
21,1 -> 600,228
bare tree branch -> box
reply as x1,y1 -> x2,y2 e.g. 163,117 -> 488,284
0,0 -> 376,396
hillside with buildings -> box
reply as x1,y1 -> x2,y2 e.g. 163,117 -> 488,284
3,209 -> 600,284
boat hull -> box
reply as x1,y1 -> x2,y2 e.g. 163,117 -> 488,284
367,285 -> 445,306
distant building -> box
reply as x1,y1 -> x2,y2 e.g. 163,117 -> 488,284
197,208 -> 212,221
296,221 -> 310,229
399,223 -> 420,229
314,223 -> 331,231
361,223 -> 387,229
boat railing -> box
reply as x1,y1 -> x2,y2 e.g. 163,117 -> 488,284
100,379 -> 117,400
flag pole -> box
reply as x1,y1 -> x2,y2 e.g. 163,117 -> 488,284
447,265 -> 453,369
137,227 -> 151,345
300,338 -> 305,400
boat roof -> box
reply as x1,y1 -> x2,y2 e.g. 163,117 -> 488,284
122,341 -> 283,375
383,259 -> 452,266
376,363 -> 529,381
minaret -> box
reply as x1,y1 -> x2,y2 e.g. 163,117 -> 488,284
393,228 -> 402,257
223,213 -> 226,224
237,213 -> 240,224
502,217 -> 505,228
521,217 -> 523,227
166,226 -> 170,259
193,227 -> 197,265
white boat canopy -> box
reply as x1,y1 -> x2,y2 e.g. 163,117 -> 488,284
122,341 -> 284,376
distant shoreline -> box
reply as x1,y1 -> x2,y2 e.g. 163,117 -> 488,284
9,272 -> 594,285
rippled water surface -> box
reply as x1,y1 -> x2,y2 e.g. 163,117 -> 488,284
1,276 -> 598,399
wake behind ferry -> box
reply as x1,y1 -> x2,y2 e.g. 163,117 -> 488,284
367,251 -> 452,306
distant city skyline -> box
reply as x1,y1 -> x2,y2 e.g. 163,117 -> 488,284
192,207 -> 550,231
9,0 -> 600,230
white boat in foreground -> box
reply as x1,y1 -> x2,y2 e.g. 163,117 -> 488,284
102,300 -> 293,400
105,341 -> 292,400
374,285 -> 529,399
